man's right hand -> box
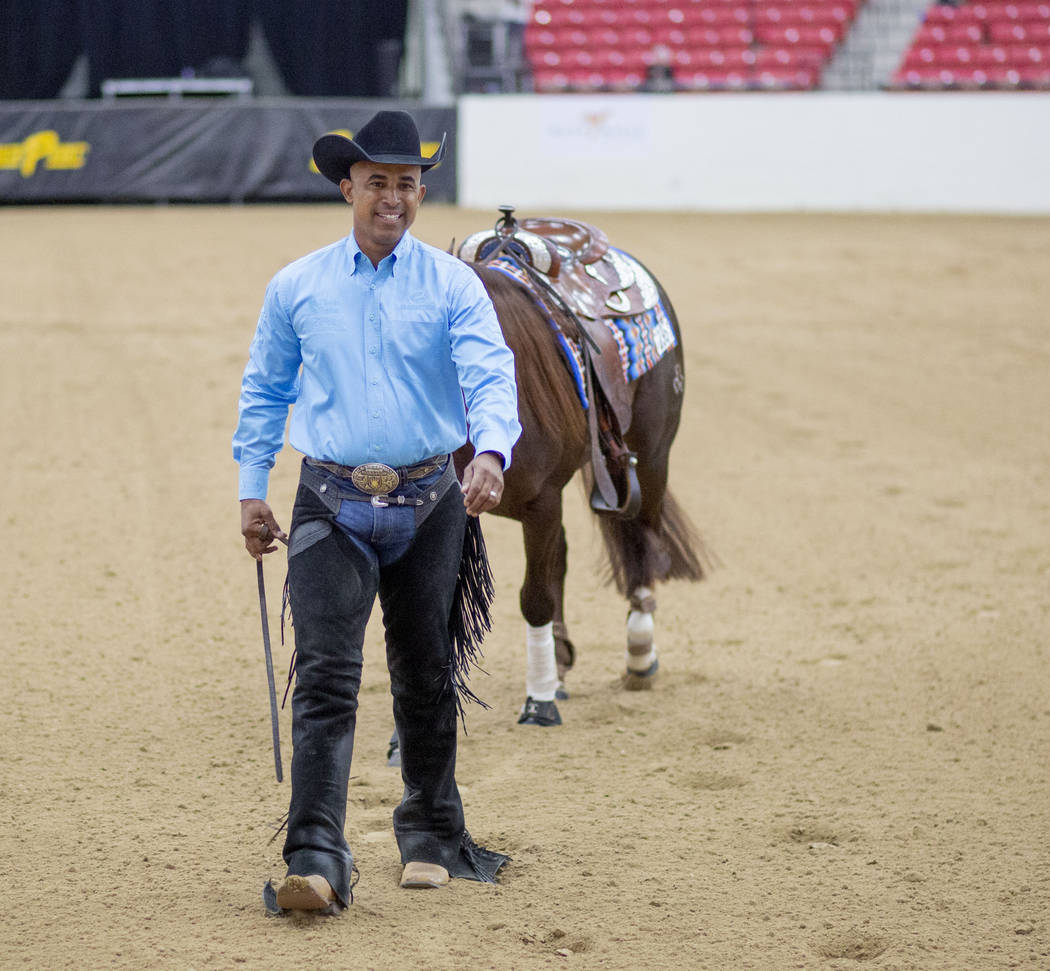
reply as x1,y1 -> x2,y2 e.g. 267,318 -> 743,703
240,499 -> 287,560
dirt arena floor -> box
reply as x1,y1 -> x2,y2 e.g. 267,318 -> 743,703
1,203 -> 1048,970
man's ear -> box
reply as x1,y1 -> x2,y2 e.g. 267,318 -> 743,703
339,178 -> 353,205
418,183 -> 427,203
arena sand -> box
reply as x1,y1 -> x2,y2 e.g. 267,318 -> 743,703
1,206 -> 1047,970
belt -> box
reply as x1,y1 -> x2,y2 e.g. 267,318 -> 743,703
305,455 -> 448,496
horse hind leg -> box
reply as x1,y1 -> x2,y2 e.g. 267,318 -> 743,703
602,444 -> 707,691
622,586 -> 659,690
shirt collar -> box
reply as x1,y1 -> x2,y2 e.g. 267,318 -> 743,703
346,230 -> 415,276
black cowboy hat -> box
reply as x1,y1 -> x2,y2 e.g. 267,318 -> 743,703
312,110 -> 447,185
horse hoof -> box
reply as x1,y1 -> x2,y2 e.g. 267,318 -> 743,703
621,658 -> 659,691
555,681 -> 569,700
517,697 -> 563,726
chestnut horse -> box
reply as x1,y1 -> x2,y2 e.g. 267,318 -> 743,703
454,214 -> 710,726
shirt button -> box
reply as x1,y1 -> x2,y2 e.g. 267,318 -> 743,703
369,346 -> 377,355
370,284 -> 376,291
369,314 -> 375,321
372,411 -> 380,418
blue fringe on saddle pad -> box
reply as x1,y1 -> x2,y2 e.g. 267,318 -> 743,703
487,252 -> 677,409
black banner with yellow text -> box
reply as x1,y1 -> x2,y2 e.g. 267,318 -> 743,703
0,100 -> 455,203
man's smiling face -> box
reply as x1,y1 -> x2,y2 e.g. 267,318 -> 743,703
341,162 -> 426,265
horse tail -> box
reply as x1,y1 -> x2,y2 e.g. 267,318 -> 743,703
581,266 -> 713,595
591,483 -> 713,596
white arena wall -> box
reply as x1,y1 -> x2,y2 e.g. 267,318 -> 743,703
458,92 -> 1050,214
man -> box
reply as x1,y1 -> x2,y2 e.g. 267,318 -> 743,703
233,110 -> 521,914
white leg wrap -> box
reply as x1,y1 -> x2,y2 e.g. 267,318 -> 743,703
625,586 -> 656,672
526,622 -> 558,702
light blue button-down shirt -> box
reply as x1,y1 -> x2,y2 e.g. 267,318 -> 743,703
233,230 -> 521,500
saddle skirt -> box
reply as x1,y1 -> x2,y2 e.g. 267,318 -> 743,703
458,217 -> 662,322
478,253 -> 677,437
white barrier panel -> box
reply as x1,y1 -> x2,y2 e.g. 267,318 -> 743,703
459,92 -> 1050,213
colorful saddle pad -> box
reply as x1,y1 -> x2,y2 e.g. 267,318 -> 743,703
486,254 -> 677,409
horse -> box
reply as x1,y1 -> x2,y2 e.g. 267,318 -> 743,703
453,208 -> 711,727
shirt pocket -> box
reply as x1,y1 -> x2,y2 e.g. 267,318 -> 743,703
389,314 -> 449,367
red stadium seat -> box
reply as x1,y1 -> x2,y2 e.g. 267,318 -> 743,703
1009,43 -> 1050,61
673,67 -> 752,89
695,7 -> 751,27
753,65 -> 820,87
1018,64 -> 1050,83
679,46 -> 758,68
949,22 -> 987,41
687,25 -> 757,45
892,65 -> 964,84
756,6 -> 852,27
528,0 -> 867,92
979,2 -> 1050,20
649,26 -> 690,45
559,8 -> 619,28
990,19 -> 1050,40
916,21 -> 987,43
531,69 -> 571,92
528,24 -> 578,47
595,48 -> 652,69
755,45 -> 829,67
585,27 -> 623,47
623,26 -> 657,46
589,67 -> 648,88
915,23 -> 950,43
931,45 -> 979,66
971,65 -> 1024,83
975,44 -> 1011,63
753,24 -> 841,45
923,5 -> 980,23
903,45 -> 936,67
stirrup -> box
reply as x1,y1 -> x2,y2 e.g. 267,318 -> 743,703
590,454 -> 641,518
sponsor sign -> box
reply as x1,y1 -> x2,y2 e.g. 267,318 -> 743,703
0,101 -> 456,203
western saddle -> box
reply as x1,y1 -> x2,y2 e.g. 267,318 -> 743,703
459,207 -> 663,517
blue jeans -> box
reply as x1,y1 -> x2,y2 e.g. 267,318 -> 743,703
333,462 -> 448,567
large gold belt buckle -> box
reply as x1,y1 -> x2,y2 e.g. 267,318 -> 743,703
350,462 -> 399,496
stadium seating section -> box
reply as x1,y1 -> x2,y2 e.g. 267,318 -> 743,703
892,1 -> 1050,88
525,0 -> 865,91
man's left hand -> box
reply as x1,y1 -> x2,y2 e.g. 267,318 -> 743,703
460,450 -> 505,517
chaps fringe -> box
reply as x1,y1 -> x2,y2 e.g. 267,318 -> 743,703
280,573 -> 296,709
447,515 -> 496,726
